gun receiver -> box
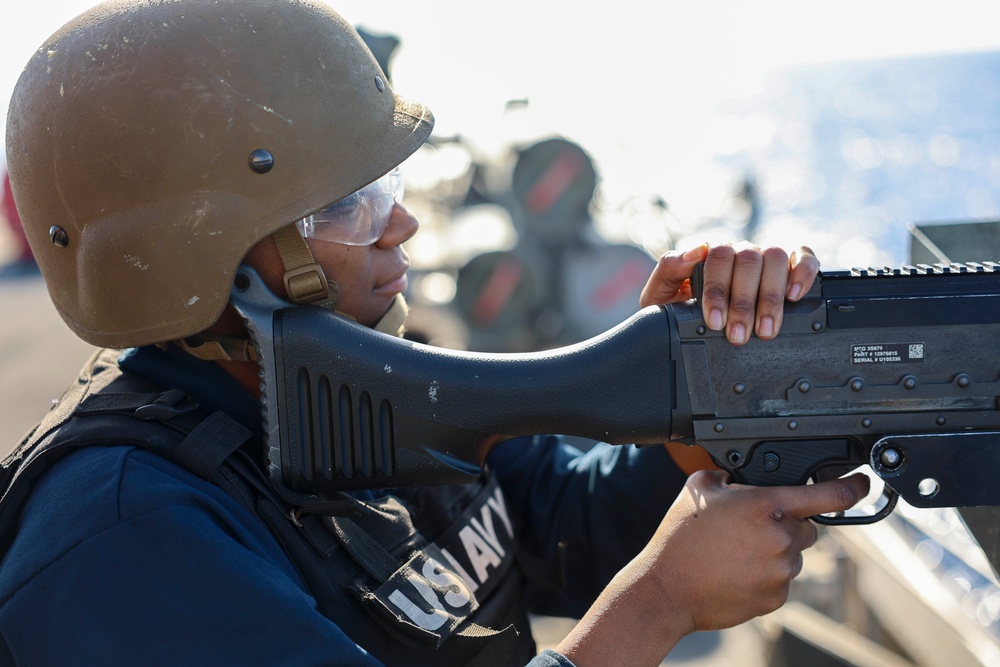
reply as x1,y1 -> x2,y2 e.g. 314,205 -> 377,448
230,261 -> 1000,524
680,261 -> 1000,523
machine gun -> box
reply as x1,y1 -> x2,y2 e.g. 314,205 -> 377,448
231,261 -> 1000,526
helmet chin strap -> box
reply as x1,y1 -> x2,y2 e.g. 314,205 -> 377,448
373,291 -> 409,338
172,223 -> 408,362
270,223 -> 340,311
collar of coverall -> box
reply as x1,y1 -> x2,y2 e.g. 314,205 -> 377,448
169,223 -> 410,362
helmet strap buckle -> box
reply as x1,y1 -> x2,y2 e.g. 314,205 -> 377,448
271,223 -> 340,310
282,262 -> 333,304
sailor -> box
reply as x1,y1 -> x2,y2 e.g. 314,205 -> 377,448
0,1 -> 866,665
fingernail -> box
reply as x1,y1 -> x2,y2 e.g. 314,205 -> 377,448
787,283 -> 802,301
708,308 -> 724,330
730,323 -> 747,345
682,244 -> 707,262
759,316 -> 774,338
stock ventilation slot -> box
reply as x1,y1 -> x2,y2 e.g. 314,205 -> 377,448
292,367 -> 395,483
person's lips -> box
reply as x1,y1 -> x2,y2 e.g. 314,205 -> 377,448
375,268 -> 408,295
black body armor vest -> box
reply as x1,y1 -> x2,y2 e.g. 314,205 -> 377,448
0,349 -> 539,666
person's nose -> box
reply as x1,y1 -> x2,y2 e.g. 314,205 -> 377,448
374,202 -> 419,248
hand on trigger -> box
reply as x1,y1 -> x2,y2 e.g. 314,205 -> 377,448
556,471 -> 870,667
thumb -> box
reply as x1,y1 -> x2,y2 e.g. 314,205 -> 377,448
639,244 -> 709,307
781,474 -> 871,520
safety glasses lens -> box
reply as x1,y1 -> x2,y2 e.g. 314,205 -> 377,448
296,168 -> 404,246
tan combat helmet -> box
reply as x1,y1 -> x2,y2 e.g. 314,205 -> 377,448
5,0 -> 433,348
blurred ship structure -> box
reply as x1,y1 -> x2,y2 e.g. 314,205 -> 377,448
401,131 -> 678,353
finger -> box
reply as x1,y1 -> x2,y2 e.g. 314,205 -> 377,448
781,474 -> 871,520
790,552 -> 804,580
639,244 -> 709,307
754,247 -> 790,340
700,244 -> 736,332
786,246 -> 820,301
684,468 -> 733,493
791,515 -> 819,553
725,244 -> 766,345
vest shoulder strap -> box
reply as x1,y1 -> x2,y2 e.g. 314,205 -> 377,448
0,348 -> 252,556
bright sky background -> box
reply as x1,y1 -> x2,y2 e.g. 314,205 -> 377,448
6,1 -> 1000,157
5,1 -> 1000,171
4,0 -> 1000,262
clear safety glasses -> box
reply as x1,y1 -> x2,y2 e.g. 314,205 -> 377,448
296,167 -> 404,246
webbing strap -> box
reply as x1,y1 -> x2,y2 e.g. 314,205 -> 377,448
325,515 -> 402,583
171,411 -> 253,480
173,333 -> 258,363
373,293 -> 409,338
271,224 -> 333,305
76,392 -> 165,415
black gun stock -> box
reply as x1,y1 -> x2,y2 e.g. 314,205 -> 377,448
230,262 -> 1000,525
231,266 -> 682,492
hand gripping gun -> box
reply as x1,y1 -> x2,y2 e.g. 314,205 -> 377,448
230,261 -> 1000,526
